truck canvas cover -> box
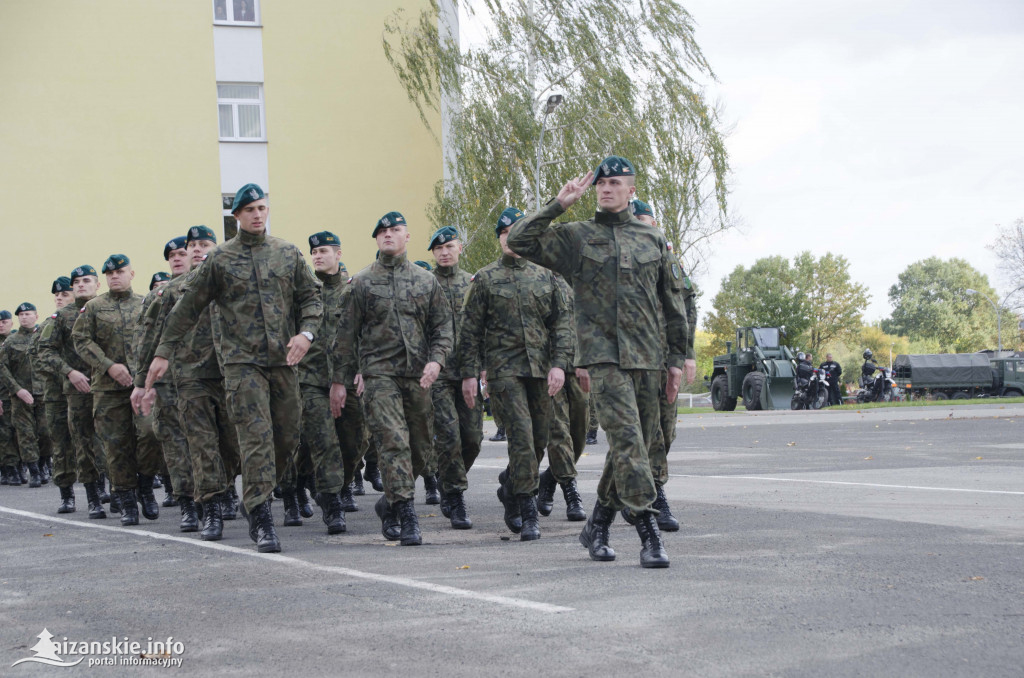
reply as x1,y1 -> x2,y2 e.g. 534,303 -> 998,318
893,353 -> 993,387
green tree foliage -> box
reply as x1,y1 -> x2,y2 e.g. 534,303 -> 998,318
988,217 -> 1024,305
882,257 -> 999,352
793,252 -> 869,356
383,0 -> 731,273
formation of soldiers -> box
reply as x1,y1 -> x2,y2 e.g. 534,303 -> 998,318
0,155 -> 698,568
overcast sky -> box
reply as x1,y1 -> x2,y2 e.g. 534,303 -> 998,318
682,0 -> 1024,322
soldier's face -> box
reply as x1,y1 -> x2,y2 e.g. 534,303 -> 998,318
235,199 -> 268,234
73,275 -> 99,299
167,248 -> 190,276
595,176 -> 636,213
376,225 -> 409,256
311,245 -> 342,274
0,318 -> 11,334
432,240 -> 462,267
54,291 -> 74,309
105,266 -> 134,292
17,310 -> 37,329
188,239 -> 217,268
498,227 -> 519,258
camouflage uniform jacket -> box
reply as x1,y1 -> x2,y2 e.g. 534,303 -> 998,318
433,264 -> 473,381
459,254 -> 572,380
72,288 -> 144,392
37,296 -> 96,396
33,315 -> 64,400
155,229 -> 323,367
0,326 -> 40,396
0,332 -> 9,399
333,252 -> 453,385
659,248 -> 697,364
297,266 -> 347,388
507,199 -> 689,371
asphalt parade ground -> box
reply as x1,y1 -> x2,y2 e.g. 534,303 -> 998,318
1,403 -> 1022,677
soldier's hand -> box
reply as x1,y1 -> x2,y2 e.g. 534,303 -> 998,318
16,389 -> 34,405
108,363 -> 133,388
556,171 -> 594,210
68,369 -> 91,394
145,357 -> 168,390
575,368 -> 591,393
462,377 -> 477,408
547,367 -> 565,396
684,358 -> 697,385
354,374 -> 365,396
420,362 -> 441,390
130,387 -> 146,415
330,383 -> 347,418
666,366 -> 683,403
286,334 -> 312,366
140,388 -> 157,416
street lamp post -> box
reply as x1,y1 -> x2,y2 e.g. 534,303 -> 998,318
535,94 -> 563,210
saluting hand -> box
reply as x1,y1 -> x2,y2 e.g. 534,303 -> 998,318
665,366 -> 683,404
286,334 -> 312,366
556,171 -> 594,210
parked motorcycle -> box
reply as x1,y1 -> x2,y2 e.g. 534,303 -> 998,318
856,366 -> 896,403
791,368 -> 830,410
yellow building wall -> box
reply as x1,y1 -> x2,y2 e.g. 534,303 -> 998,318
0,0 -> 222,313
260,0 -> 443,273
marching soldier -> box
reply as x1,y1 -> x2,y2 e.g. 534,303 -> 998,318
0,303 -> 45,487
35,278 -> 76,511
0,310 -> 17,486
460,207 -> 572,541
507,156 -> 689,568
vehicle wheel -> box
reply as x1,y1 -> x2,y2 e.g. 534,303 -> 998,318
933,392 -> 949,400
1004,389 -> 1023,398
951,392 -> 970,400
790,395 -> 803,410
711,375 -> 737,412
811,385 -> 829,409
741,372 -> 765,411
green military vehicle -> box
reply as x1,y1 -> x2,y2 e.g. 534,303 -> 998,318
892,353 -> 1024,400
709,327 -> 798,411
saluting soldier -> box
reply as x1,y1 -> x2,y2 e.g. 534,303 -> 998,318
0,303 -> 45,487
507,156 -> 689,568
330,211 -> 453,546
35,278 -> 76,511
460,207 -> 572,541
145,186 -> 322,553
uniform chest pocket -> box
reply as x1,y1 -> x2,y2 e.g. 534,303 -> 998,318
366,284 -> 394,319
400,286 -> 429,317
633,246 -> 662,285
579,243 -> 613,283
95,309 -> 120,325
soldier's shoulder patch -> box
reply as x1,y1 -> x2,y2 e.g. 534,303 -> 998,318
671,263 -> 681,280
156,289 -> 164,297
666,242 -> 673,252
79,306 -> 87,313
683,276 -> 692,290
347,277 -> 353,284
470,274 -> 477,282
50,313 -> 57,319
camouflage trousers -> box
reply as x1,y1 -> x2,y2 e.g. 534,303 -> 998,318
588,394 -> 599,432
10,398 -> 40,464
0,398 -> 18,467
362,375 -> 432,504
94,390 -> 160,490
547,373 -> 588,482
67,392 -> 102,483
649,369 -> 677,487
282,384 -> 345,495
489,376 -> 552,497
223,364 -> 300,512
336,391 -> 367,486
153,382 -> 193,499
431,379 -> 483,494
178,378 -> 241,505
589,364 -> 658,513
46,399 -> 75,487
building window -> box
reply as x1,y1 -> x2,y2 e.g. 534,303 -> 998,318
214,0 -> 258,24
217,83 -> 265,141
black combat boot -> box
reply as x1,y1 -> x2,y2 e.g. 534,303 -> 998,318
281,487 -> 303,526
161,475 -> 177,507
247,499 -> 281,553
40,458 -> 51,484
423,473 -> 441,505
536,468 -> 557,516
316,492 -> 346,535
200,498 -> 223,541
364,462 -> 384,492
560,478 -> 587,521
579,501 -> 616,562
374,495 -> 401,540
27,461 -> 42,488
652,484 -> 679,532
108,487 -> 122,514
339,483 -> 358,513
296,478 -> 314,518
222,485 -> 238,520
57,485 -> 76,514
439,487 -> 451,518
351,473 -> 365,496
19,464 -> 29,484
119,489 -> 140,526
585,429 -> 598,445
152,474 -> 162,488
179,497 -> 199,533
496,469 -> 522,533
448,490 -> 472,530
98,474 -> 111,504
137,475 -> 160,520
0,465 -> 10,484
84,482 -> 106,519
635,511 -> 670,568
489,427 -> 506,442
395,499 -> 422,546
518,495 -> 541,541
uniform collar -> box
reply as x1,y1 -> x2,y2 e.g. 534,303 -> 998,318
109,288 -> 133,300
378,252 -> 408,268
239,229 -> 266,247
74,295 -> 94,309
501,254 -> 526,268
595,207 -> 635,226
316,269 -> 342,287
436,264 -> 458,277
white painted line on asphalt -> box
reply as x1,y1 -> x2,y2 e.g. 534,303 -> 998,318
670,475 -> 1024,495
0,505 -> 574,614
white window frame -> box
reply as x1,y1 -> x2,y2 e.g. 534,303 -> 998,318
213,0 -> 260,25
217,83 -> 266,142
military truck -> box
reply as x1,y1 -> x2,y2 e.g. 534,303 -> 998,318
709,327 -> 797,411
892,353 -> 1024,400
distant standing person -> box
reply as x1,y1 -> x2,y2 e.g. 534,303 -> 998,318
819,353 -> 842,406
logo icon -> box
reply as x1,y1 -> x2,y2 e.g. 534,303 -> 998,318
310,235 -> 319,246
12,629 -> 83,667
501,215 -> 511,225
249,188 -> 258,200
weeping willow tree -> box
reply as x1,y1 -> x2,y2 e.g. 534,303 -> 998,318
384,0 -> 732,273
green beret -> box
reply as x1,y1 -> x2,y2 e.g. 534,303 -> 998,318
150,272 -> 171,290
231,183 -> 265,213
51,277 -> 72,294
16,302 -> 36,314
101,254 -> 130,273
0,310 -> 11,320
373,211 -> 406,237
413,260 -> 432,271
308,230 -> 340,252
592,155 -> 635,184
630,199 -> 654,218
164,235 -> 188,260
69,265 -> 97,281
496,207 -> 525,237
187,225 -> 217,244
428,226 -> 459,250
